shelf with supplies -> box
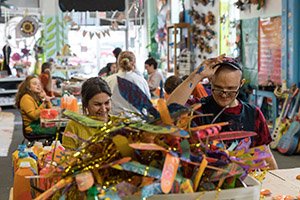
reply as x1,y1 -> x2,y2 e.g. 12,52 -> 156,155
0,89 -> 18,95
53,64 -> 82,80
0,77 -> 25,107
54,55 -> 82,80
167,23 -> 192,76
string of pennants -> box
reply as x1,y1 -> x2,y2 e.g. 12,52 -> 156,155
82,29 -> 110,39
64,15 -> 111,39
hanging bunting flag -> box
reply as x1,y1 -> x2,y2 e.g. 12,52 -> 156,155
82,30 -> 88,37
104,29 -> 110,36
96,32 -> 101,39
71,21 -> 77,27
63,15 -> 72,22
89,32 -> 94,39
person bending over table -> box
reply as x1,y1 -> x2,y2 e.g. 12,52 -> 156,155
167,55 -> 278,170
105,51 -> 151,115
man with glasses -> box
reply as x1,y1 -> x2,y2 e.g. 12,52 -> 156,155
167,55 -> 278,169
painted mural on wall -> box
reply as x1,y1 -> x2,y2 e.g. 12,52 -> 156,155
234,0 -> 265,11
43,14 -> 68,60
219,0 -> 241,61
258,17 -> 281,86
189,0 -> 218,66
241,18 -> 258,87
155,0 -> 170,60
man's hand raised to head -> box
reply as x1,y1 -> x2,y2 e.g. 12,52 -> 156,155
192,54 -> 226,80
167,54 -> 226,106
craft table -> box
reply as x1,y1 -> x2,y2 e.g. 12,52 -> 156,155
262,168 -> 300,199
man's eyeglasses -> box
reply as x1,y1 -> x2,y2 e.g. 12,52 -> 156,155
211,86 -> 240,97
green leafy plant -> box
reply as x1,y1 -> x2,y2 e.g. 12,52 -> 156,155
146,21 -> 160,60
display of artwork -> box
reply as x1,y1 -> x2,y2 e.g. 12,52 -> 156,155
219,0 -> 241,61
17,16 -> 39,37
241,18 -> 259,87
258,17 -> 282,86
189,0 -> 218,65
234,0 -> 265,11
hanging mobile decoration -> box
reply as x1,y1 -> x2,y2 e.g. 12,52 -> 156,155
17,16 -> 39,37
250,0 -> 265,10
189,2 -> 216,55
194,0 -> 215,6
205,11 -> 215,26
220,14 -> 227,24
234,0 -> 265,11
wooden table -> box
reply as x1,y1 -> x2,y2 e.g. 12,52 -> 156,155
262,168 -> 300,199
40,118 -> 69,128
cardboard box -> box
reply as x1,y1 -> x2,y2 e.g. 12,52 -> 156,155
40,109 -> 59,128
126,176 -> 261,200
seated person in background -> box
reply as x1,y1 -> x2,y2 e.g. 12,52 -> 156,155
98,62 -> 117,77
144,57 -> 164,97
113,47 -> 122,62
109,62 -> 118,74
164,75 -> 183,100
62,77 -> 112,150
39,62 -> 54,97
182,75 -> 209,98
237,84 -> 254,103
112,47 -> 122,72
15,75 -> 56,135
106,51 -> 151,115
167,55 -> 278,169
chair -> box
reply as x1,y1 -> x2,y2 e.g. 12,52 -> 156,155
19,110 -> 56,146
22,129 -> 56,146
21,124 -> 56,146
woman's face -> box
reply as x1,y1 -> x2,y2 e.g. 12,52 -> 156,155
29,78 -> 42,94
145,64 -> 154,74
87,92 -> 111,121
110,63 -> 117,74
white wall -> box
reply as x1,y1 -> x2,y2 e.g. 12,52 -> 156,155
39,0 -> 59,15
7,0 -> 39,8
239,0 -> 282,19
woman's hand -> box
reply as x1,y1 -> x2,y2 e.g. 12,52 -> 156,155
39,90 -> 54,102
44,95 -> 55,102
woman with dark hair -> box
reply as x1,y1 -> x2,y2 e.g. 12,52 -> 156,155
105,51 -> 150,115
144,57 -> 164,97
39,62 -> 54,97
112,47 -> 122,61
15,75 -> 56,135
164,75 -> 183,100
98,62 -> 117,77
62,77 -> 112,149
